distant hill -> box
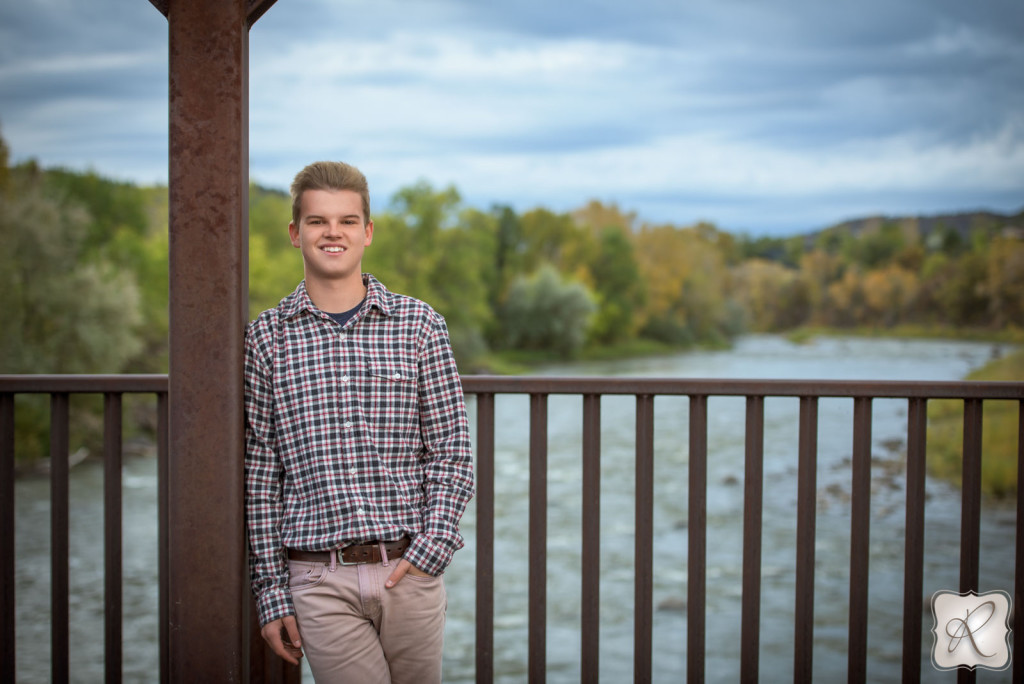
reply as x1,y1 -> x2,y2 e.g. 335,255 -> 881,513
807,208 -> 1024,247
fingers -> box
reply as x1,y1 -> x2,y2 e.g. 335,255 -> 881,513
261,616 -> 303,665
385,559 -> 411,588
385,559 -> 432,588
282,615 -> 302,651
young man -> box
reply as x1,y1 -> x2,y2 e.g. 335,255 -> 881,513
244,161 -> 474,683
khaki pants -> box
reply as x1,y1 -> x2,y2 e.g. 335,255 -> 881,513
288,557 -> 447,684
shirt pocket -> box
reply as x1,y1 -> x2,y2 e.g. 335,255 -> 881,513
366,361 -> 419,426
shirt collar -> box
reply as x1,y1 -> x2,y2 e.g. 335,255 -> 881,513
279,274 -> 393,320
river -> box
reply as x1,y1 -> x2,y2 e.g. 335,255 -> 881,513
13,335 -> 1018,682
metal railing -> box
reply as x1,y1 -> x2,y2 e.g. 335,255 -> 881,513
2,374 -> 1022,683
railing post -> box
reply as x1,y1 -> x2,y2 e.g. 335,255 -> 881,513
958,399 -> 984,684
740,395 -> 764,684
1016,400 -> 1024,684
847,396 -> 872,683
793,396 -> 818,683
528,393 -> 548,684
103,393 -> 124,684
686,395 -> 707,684
902,397 -> 927,683
0,393 -> 14,684
580,393 -> 601,683
50,393 -> 70,684
634,394 -> 655,684
475,393 -> 496,684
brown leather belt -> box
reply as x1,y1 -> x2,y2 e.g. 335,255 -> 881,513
287,537 -> 410,565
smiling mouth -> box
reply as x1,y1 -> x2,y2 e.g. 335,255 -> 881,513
321,245 -> 346,253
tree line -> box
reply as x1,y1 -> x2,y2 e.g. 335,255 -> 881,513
2,137 -> 1023,458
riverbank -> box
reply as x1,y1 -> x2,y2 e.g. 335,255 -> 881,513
785,323 -> 1024,346
926,346 -> 1023,499
477,324 -> 1023,375
784,326 -> 1020,499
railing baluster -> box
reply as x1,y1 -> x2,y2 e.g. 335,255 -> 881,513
848,397 -> 872,683
103,393 -> 123,684
634,394 -> 655,684
1015,400 -> 1024,684
793,396 -> 818,683
1,392 -> 14,684
687,395 -> 708,684
580,394 -> 601,684
958,399 -> 984,684
50,392 -> 70,684
740,395 -> 764,684
959,399 -> 983,594
475,393 -> 496,684
528,393 -> 548,684
902,397 -> 927,684
157,390 -> 169,684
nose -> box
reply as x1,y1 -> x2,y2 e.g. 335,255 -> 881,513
324,219 -> 343,237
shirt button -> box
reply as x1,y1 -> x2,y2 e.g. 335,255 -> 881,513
341,375 -> 350,383
349,468 -> 357,476
343,421 -> 353,429
356,507 -> 365,515
339,333 -> 347,341
392,373 -> 402,380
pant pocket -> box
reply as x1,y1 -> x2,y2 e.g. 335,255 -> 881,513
288,560 -> 329,592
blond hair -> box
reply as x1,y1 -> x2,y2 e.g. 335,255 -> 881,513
290,161 -> 370,225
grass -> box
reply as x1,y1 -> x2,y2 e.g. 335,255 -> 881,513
786,324 -> 1024,345
926,347 -> 1023,499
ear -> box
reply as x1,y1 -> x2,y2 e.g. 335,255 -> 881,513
288,221 -> 301,248
364,219 -> 374,246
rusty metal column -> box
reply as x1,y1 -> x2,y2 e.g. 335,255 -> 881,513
147,0 -> 275,679
168,0 -> 249,678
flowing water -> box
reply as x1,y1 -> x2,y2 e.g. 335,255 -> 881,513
13,335 -> 1018,682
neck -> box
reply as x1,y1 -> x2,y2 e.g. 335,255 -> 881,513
305,274 -> 367,313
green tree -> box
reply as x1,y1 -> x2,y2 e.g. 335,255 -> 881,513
248,184 -> 303,318
587,226 -> 645,344
364,182 -> 491,368
0,160 -> 145,460
0,164 -> 143,374
499,265 -> 596,357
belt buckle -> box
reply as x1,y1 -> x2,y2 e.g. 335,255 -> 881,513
337,544 -> 362,566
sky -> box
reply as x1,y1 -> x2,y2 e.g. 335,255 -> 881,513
1,0 -> 1022,236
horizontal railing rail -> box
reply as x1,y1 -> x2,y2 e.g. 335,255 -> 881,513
2,374 -> 1022,683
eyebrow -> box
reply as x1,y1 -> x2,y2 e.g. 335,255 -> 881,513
304,213 -> 362,221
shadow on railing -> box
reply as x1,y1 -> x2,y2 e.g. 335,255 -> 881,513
2,374 -> 1022,683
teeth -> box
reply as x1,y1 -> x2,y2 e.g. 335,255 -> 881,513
322,246 -> 345,253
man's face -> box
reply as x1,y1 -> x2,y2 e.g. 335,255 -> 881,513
289,188 -> 373,286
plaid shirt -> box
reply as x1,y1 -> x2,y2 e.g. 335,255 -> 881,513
244,274 -> 474,626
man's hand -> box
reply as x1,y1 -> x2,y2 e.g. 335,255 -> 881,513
385,558 -> 432,588
261,615 -> 303,665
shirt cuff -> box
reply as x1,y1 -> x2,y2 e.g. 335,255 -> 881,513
403,534 -> 455,576
257,586 -> 295,627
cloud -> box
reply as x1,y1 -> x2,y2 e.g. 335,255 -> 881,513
2,0 -> 1022,233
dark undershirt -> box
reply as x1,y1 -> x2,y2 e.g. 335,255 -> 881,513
326,298 -> 365,327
